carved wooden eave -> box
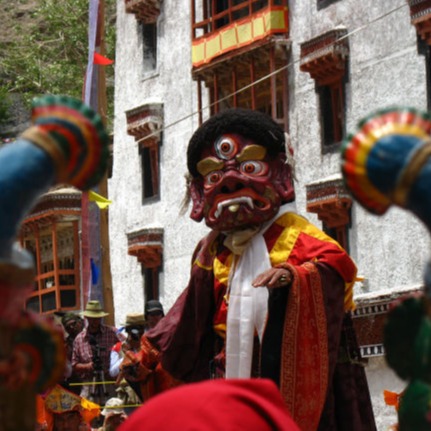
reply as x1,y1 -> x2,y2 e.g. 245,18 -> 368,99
300,28 -> 349,86
352,285 -> 422,358
126,104 -> 163,148
192,36 -> 291,87
21,186 -> 82,231
124,0 -> 161,24
127,228 -> 163,268
407,0 -> 431,44
306,175 -> 352,228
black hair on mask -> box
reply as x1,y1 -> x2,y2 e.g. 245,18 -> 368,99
187,108 -> 286,177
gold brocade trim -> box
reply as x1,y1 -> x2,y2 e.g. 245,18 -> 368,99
272,213 -> 355,311
193,231 -> 220,271
272,213 -> 341,264
0,262 -> 35,284
21,126 -> 68,183
213,254 -> 232,286
280,262 -> 328,430
214,323 -> 226,339
392,139 -> 431,207
194,259 -> 213,271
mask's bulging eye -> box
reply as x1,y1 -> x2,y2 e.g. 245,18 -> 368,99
240,161 -> 268,176
205,170 -> 223,186
215,136 -> 237,159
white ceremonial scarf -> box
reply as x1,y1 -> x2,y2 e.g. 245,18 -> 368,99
225,202 -> 297,378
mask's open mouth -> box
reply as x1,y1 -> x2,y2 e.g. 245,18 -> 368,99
211,190 -> 271,220
214,196 -> 253,218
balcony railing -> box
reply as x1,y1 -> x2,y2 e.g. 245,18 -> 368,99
191,0 -> 288,67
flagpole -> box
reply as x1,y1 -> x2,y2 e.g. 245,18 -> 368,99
96,0 -> 115,326
82,0 -> 115,325
81,0 -> 99,312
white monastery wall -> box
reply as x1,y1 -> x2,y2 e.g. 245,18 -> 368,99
111,1 -> 431,428
290,0 -> 430,295
110,0 -> 209,322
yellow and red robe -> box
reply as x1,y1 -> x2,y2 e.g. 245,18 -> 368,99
144,212 -> 376,431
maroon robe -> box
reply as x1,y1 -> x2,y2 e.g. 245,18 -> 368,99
145,231 -> 376,430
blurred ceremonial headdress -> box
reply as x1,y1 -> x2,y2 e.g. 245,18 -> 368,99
37,385 -> 100,430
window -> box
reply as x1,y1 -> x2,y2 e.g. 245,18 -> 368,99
408,3 -> 431,109
305,176 -> 352,252
22,216 -> 81,314
124,0 -> 160,72
416,36 -> 431,111
142,266 -> 161,301
142,22 -> 157,72
317,79 -> 345,149
300,29 -> 349,152
128,228 -> 163,303
126,104 -> 163,203
139,143 -> 160,200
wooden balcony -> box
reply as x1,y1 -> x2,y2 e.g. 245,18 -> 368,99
192,1 -> 288,67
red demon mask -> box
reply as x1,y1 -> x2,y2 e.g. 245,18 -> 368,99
189,133 -> 294,231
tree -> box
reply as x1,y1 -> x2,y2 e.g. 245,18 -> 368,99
0,0 -> 116,129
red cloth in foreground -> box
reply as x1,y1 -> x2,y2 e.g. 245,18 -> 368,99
119,378 -> 299,431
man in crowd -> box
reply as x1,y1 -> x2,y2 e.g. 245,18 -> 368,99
144,300 -> 164,331
96,397 -> 127,431
72,300 -> 120,402
59,312 -> 84,394
110,313 -> 146,404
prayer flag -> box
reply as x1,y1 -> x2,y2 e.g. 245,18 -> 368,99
93,52 -> 114,65
90,258 -> 100,285
88,190 -> 112,209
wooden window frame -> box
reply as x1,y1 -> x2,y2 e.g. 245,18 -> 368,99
305,177 -> 352,252
23,218 -> 81,314
317,78 -> 346,151
300,29 -> 349,153
142,265 -> 161,301
127,228 -> 163,303
139,141 -> 160,201
126,104 -> 163,204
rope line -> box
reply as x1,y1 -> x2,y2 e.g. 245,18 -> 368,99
69,380 -> 117,386
101,403 -> 142,409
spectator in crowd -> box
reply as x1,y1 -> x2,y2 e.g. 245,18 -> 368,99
37,384 -> 100,431
72,300 -> 120,401
97,398 -> 127,431
110,313 -> 146,404
118,378 -> 299,431
144,300 -> 164,331
60,312 -> 84,394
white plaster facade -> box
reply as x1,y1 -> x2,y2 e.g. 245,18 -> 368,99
110,1 -> 430,428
